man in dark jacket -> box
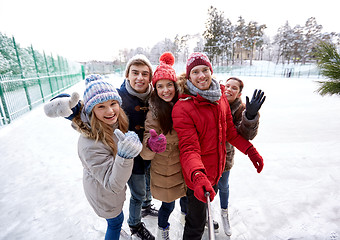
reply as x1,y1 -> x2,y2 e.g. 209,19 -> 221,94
118,54 -> 158,240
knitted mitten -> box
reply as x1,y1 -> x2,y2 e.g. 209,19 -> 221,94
114,129 -> 142,159
147,129 -> 167,153
44,92 -> 80,119
192,171 -> 216,203
246,146 -> 264,173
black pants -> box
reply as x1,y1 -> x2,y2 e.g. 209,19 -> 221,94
183,185 -> 218,240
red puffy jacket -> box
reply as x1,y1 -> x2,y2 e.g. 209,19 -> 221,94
172,83 -> 252,190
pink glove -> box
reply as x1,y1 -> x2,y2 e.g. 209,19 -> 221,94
192,171 -> 216,203
147,129 -> 167,153
246,146 -> 264,173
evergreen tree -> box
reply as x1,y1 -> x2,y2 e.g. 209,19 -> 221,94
0,33 -> 19,75
314,41 -> 340,96
291,25 -> 304,64
234,16 -> 247,64
220,18 -> 234,65
203,6 -> 226,64
301,17 -> 323,64
245,21 -> 266,65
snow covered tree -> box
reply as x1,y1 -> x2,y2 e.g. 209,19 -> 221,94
219,18 -> 234,65
149,38 -> 177,63
0,52 -> 10,75
234,16 -> 247,64
178,34 -> 190,62
301,17 -> 323,64
314,41 -> 340,96
0,33 -> 19,75
245,21 -> 266,65
274,21 -> 293,64
203,6 -> 226,64
290,25 -> 304,64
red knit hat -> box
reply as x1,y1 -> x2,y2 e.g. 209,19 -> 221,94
186,52 -> 213,79
152,52 -> 177,87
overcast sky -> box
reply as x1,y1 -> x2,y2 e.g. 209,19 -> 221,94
0,0 -> 338,62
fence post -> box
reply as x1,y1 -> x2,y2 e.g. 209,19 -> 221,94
44,51 -> 54,97
51,54 -> 60,93
13,36 -> 32,110
31,44 -> 45,102
57,55 -> 65,89
0,77 -> 11,124
61,57 -> 70,86
81,65 -> 85,80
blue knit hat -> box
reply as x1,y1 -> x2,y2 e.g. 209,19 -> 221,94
83,74 -> 122,114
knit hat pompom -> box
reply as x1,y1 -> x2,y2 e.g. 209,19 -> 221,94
83,74 -> 122,114
85,74 -> 103,84
159,52 -> 175,66
152,52 -> 177,86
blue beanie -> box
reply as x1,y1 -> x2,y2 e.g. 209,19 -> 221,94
83,74 -> 122,114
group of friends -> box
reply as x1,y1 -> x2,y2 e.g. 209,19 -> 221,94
44,51 -> 266,240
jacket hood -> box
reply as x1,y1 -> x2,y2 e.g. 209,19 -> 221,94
176,73 -> 191,96
72,103 -> 97,140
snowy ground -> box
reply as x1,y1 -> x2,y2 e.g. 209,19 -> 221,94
1,75 -> 339,240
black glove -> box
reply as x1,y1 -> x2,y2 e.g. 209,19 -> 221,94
245,89 -> 266,120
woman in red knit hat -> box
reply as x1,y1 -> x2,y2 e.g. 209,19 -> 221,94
140,52 -> 187,240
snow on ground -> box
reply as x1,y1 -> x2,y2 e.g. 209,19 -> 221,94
0,75 -> 339,240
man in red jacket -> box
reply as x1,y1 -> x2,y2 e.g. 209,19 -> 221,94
172,52 -> 264,240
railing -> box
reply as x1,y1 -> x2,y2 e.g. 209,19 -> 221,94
0,72 -> 83,126
212,61 -> 321,78
0,34 -> 84,126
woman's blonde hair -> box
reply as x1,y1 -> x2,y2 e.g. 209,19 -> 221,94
90,107 -> 129,156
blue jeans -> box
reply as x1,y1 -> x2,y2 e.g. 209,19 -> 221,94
218,170 -> 230,209
105,211 -> 124,240
180,196 -> 188,214
158,201 -> 175,229
142,164 -> 152,208
127,173 -> 146,227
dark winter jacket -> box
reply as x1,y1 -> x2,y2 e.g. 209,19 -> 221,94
172,75 -> 253,190
117,79 -> 150,174
225,98 -> 260,171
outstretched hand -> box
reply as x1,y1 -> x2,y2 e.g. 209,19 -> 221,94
44,92 -> 80,119
245,89 -> 266,120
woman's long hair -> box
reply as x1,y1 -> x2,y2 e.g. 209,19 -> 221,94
150,82 -> 179,135
90,107 -> 129,156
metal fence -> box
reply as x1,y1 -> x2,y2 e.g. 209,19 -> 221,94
212,62 -> 322,78
0,72 -> 83,126
0,35 -> 84,126
172,61 -> 322,79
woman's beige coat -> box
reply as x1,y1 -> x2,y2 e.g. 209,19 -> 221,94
140,103 -> 186,203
